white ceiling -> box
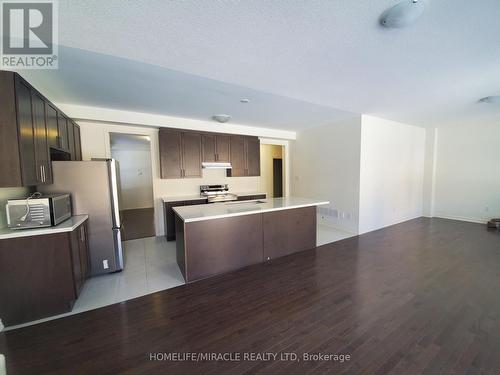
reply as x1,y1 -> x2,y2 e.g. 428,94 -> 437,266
20,0 -> 500,130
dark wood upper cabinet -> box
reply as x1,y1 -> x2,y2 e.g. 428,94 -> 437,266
73,123 -> 82,161
181,132 -> 202,178
245,136 -> 261,176
67,120 -> 76,160
226,135 -> 260,177
202,133 -> 231,163
0,71 -> 81,187
45,103 -> 59,149
57,113 -> 69,151
32,92 -> 52,184
159,128 -> 260,179
160,129 -> 202,179
14,77 -> 37,186
159,129 -> 183,179
202,134 -> 217,163
216,134 -> 231,162
228,136 -> 246,177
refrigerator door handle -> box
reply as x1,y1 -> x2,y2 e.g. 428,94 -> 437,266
108,160 -> 121,228
113,228 -> 124,270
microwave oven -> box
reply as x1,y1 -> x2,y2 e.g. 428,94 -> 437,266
6,193 -> 72,229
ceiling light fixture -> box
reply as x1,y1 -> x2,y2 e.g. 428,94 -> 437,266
212,114 -> 231,123
240,98 -> 250,103
380,0 -> 425,28
479,96 -> 500,104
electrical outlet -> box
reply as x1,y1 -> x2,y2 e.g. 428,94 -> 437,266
103,259 -> 109,269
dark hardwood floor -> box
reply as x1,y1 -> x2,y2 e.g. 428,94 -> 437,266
121,207 -> 155,241
1,218 -> 500,374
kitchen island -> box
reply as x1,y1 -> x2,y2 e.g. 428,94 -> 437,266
174,197 -> 328,282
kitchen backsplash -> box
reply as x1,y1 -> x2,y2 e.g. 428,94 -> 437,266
0,187 -> 29,228
155,168 -> 260,197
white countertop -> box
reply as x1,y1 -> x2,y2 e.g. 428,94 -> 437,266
162,192 -> 266,203
174,197 -> 329,223
0,215 -> 89,240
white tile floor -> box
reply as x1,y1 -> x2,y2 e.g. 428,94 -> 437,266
317,224 -> 355,246
5,225 -> 354,331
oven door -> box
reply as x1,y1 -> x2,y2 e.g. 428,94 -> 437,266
51,195 -> 72,225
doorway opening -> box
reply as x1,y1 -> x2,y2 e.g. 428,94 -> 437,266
260,144 -> 284,198
110,133 -> 155,241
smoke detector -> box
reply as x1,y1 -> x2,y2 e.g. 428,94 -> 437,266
212,114 -> 231,123
380,0 -> 425,28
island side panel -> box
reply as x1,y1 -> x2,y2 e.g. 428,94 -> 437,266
184,214 -> 264,282
175,214 -> 187,281
263,206 -> 317,260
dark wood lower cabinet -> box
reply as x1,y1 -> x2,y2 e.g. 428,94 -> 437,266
176,206 -> 316,282
0,220 -> 89,327
164,199 -> 207,241
236,194 -> 266,201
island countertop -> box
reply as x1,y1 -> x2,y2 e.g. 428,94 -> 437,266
173,197 -> 329,223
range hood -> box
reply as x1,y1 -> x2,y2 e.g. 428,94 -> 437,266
202,162 -> 232,169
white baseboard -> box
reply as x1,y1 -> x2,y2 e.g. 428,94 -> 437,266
358,214 -> 422,235
429,214 -> 488,224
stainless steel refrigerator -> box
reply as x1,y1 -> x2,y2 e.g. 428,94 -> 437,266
38,159 -> 124,275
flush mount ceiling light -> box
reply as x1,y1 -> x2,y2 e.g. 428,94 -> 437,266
240,98 -> 250,103
479,96 -> 500,104
212,114 -> 231,123
380,0 -> 425,28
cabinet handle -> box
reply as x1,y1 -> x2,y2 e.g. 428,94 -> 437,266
42,165 -> 46,182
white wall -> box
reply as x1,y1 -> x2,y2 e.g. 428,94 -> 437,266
358,115 -> 426,234
291,117 -> 362,234
0,188 -> 29,228
432,123 -> 500,223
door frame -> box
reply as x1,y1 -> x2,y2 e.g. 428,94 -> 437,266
100,126 -> 159,236
259,138 -> 290,197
